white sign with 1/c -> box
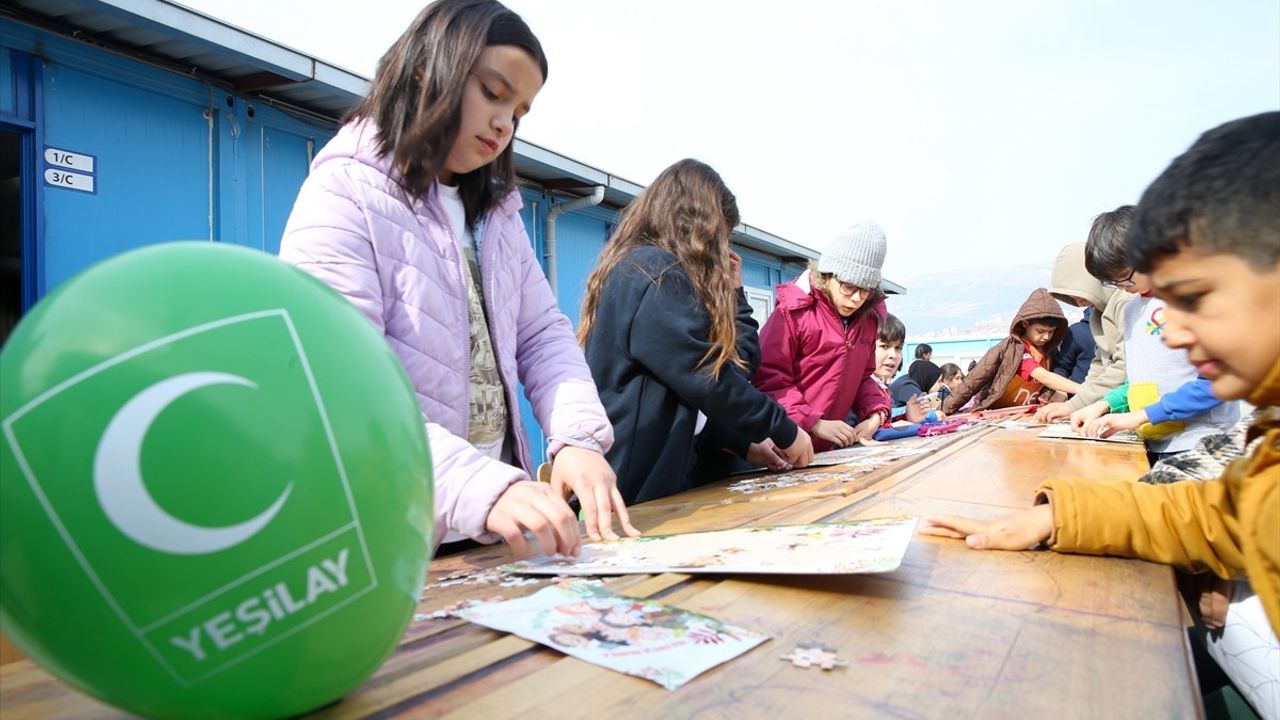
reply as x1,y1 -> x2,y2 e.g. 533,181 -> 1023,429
44,147 -> 96,173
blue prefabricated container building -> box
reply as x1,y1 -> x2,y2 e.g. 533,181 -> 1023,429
1,0 -> 905,461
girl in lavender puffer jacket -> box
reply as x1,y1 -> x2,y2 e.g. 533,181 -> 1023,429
280,0 -> 636,557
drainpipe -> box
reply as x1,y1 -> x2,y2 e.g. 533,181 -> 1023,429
544,185 -> 605,298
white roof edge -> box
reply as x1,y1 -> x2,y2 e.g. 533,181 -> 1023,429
881,278 -> 908,295
512,138 -> 648,198
514,138 -> 819,262
98,0 -> 369,96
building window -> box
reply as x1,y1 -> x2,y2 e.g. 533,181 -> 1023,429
743,286 -> 775,324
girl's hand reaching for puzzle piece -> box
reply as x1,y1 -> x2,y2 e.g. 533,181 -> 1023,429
778,429 -> 814,468
550,447 -> 640,542
920,504 -> 1054,551
810,419 -> 858,448
746,439 -> 792,471
487,481 -> 583,558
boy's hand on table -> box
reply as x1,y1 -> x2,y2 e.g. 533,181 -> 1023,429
1084,410 -> 1146,438
1070,400 -> 1110,432
549,447 -> 640,542
920,504 -> 1054,550
1035,401 -> 1072,423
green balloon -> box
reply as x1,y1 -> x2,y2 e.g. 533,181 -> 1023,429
0,243 -> 432,719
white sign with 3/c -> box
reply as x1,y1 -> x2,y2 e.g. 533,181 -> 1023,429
44,168 -> 96,193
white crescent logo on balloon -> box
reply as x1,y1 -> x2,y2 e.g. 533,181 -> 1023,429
93,371 -> 293,555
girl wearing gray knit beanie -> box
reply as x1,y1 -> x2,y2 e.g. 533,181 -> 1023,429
751,221 -> 893,451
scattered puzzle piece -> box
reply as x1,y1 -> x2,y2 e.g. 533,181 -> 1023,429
498,575 -> 543,588
781,645 -> 848,670
417,595 -> 507,621
550,576 -> 604,586
423,568 -> 505,591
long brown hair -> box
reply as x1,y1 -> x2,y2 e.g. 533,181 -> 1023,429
347,0 -> 547,227
578,159 -> 743,378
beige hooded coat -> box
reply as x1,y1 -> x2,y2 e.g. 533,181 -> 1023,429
1046,242 -> 1133,411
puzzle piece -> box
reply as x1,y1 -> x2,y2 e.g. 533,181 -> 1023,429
498,575 -> 543,588
550,576 -> 604,586
423,567 -> 504,591
781,645 -> 848,670
416,595 -> 507,621
727,470 -> 848,495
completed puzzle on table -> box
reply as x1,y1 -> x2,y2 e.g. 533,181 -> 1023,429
503,516 -> 919,576
456,581 -> 767,690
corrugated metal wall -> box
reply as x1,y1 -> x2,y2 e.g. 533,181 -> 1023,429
1,22 -> 337,292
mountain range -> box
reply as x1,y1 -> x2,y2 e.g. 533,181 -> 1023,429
884,264 -> 1084,339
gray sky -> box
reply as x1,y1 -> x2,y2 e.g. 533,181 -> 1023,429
176,0 -> 1279,284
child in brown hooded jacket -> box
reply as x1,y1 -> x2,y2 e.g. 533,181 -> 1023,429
940,288 -> 1082,414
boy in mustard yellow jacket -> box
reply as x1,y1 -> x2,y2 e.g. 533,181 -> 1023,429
923,111 -> 1280,637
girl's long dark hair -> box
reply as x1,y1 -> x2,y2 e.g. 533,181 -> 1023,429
579,159 -> 744,379
348,0 -> 546,227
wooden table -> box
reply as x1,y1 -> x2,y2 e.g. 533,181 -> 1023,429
0,425 -> 1201,719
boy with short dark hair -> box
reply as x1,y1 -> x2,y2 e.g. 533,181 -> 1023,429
1072,204 -> 1239,463
923,111 -> 1280,636
868,314 -> 928,425
872,313 -> 907,385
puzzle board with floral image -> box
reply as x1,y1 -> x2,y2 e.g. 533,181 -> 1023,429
502,516 -> 919,576
456,581 -> 768,690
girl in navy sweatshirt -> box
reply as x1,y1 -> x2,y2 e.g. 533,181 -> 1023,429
578,160 -> 813,503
